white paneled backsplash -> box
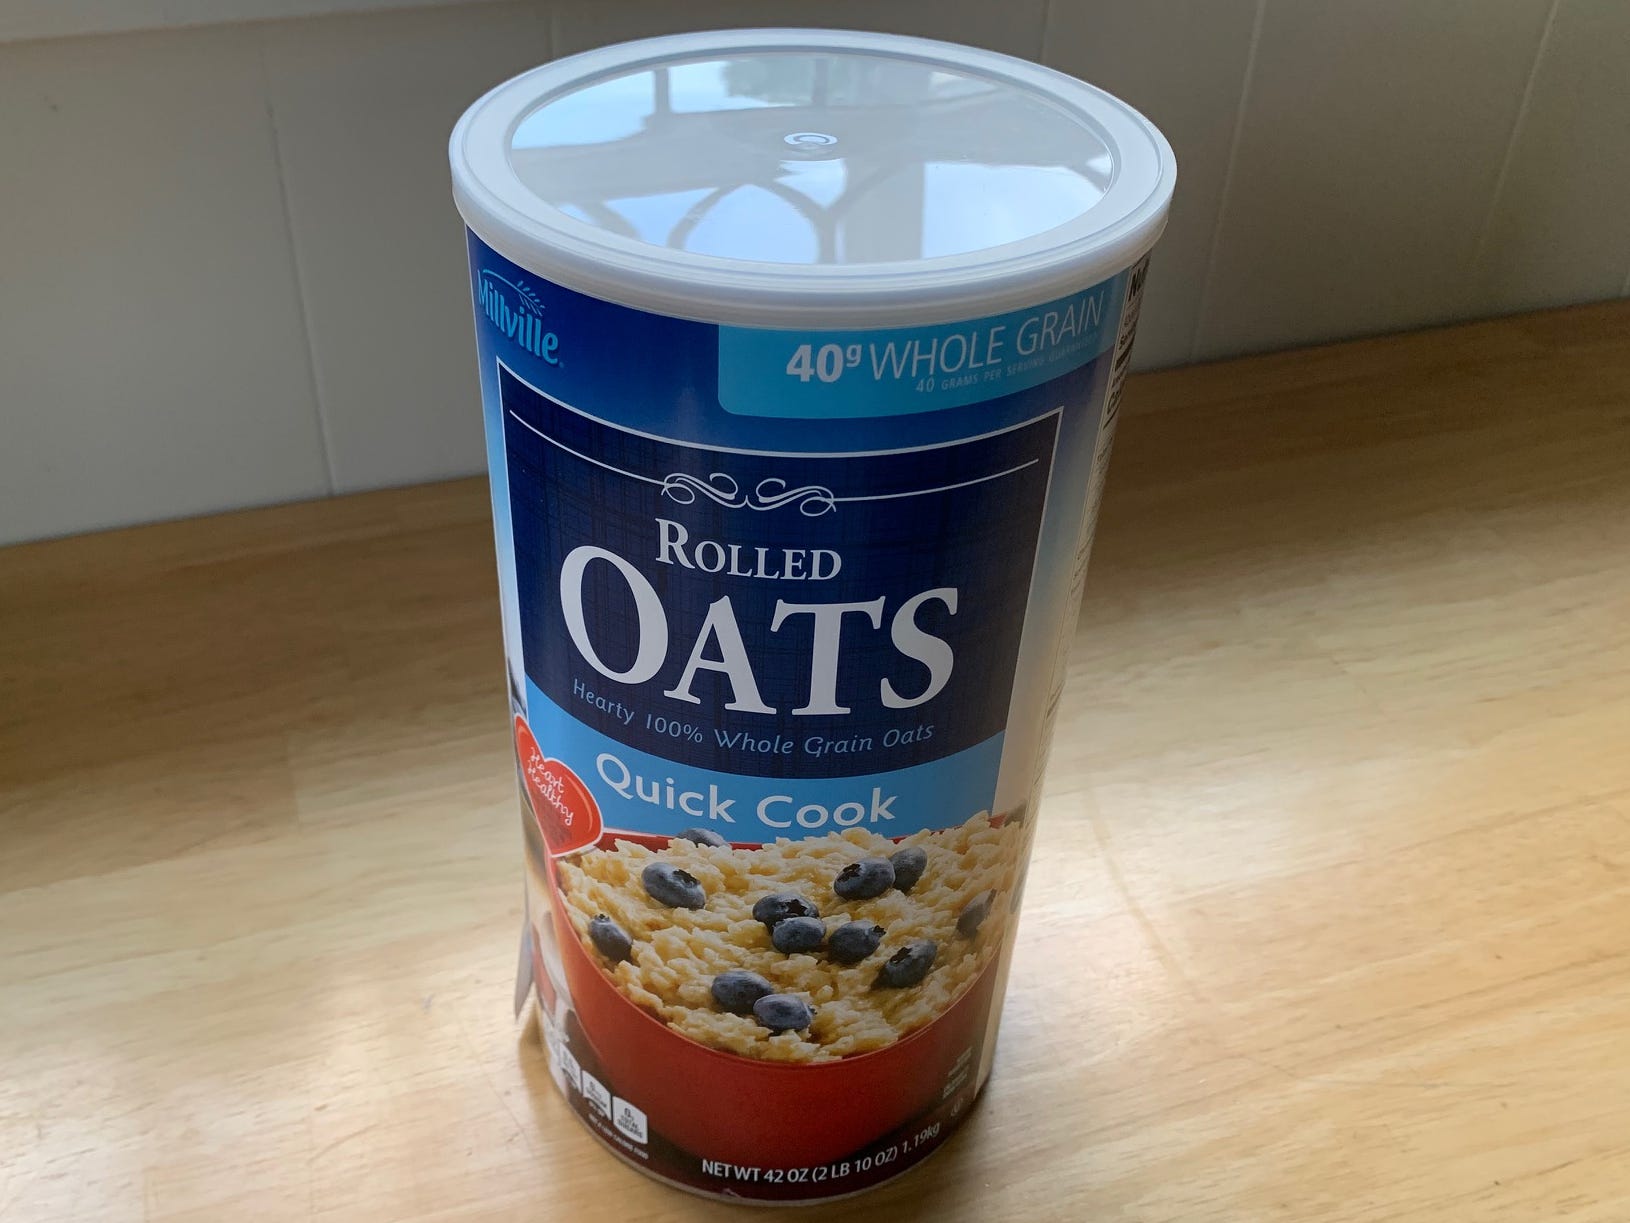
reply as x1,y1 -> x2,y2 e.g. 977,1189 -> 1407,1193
1192,0 -> 1555,359
2,0 -> 1626,545
260,5 -> 552,492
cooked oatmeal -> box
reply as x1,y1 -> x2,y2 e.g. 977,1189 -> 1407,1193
556,812 -> 1024,1063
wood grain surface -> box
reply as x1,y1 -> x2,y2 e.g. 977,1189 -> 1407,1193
3,303 -> 1629,1222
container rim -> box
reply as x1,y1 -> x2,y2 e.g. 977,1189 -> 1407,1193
450,28 -> 1176,329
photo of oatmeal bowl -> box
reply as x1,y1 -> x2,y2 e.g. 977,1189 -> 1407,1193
543,811 -> 1026,1164
558,811 -> 1023,1061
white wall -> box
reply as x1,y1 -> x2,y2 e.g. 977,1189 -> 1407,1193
2,0 -> 1626,545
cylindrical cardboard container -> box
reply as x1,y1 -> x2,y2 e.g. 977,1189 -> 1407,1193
450,29 -> 1174,1203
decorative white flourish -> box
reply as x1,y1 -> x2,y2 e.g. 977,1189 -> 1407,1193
749,478 -> 838,516
661,472 -> 837,516
660,471 -> 740,506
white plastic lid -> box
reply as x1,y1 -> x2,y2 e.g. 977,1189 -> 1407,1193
451,29 -> 1175,328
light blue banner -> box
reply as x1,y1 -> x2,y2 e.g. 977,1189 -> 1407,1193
717,274 -> 1122,418
526,683 -> 1001,842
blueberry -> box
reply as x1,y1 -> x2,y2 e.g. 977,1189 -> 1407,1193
587,913 -> 632,962
771,915 -> 826,954
674,827 -> 729,848
752,993 -> 814,1033
711,969 -> 775,1015
957,891 -> 995,938
875,939 -> 937,989
828,920 -> 885,964
834,857 -> 895,901
889,846 -> 928,893
752,891 -> 819,930
641,861 -> 706,909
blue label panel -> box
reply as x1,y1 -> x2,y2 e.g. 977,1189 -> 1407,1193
502,363 -> 1057,781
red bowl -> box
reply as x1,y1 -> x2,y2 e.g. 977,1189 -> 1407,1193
549,889 -> 1000,1167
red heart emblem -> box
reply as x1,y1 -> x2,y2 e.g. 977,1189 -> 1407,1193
514,715 -> 603,856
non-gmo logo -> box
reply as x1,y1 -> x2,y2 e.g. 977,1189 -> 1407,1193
478,270 -> 560,364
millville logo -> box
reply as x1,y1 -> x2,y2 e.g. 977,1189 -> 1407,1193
478,269 -> 560,364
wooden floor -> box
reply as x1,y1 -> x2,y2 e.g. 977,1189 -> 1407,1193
3,302 -> 1629,1222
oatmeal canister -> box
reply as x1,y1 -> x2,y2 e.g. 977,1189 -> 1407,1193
450,29 -> 1174,1202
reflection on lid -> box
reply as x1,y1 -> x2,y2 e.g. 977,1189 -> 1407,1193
509,53 -> 1114,265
